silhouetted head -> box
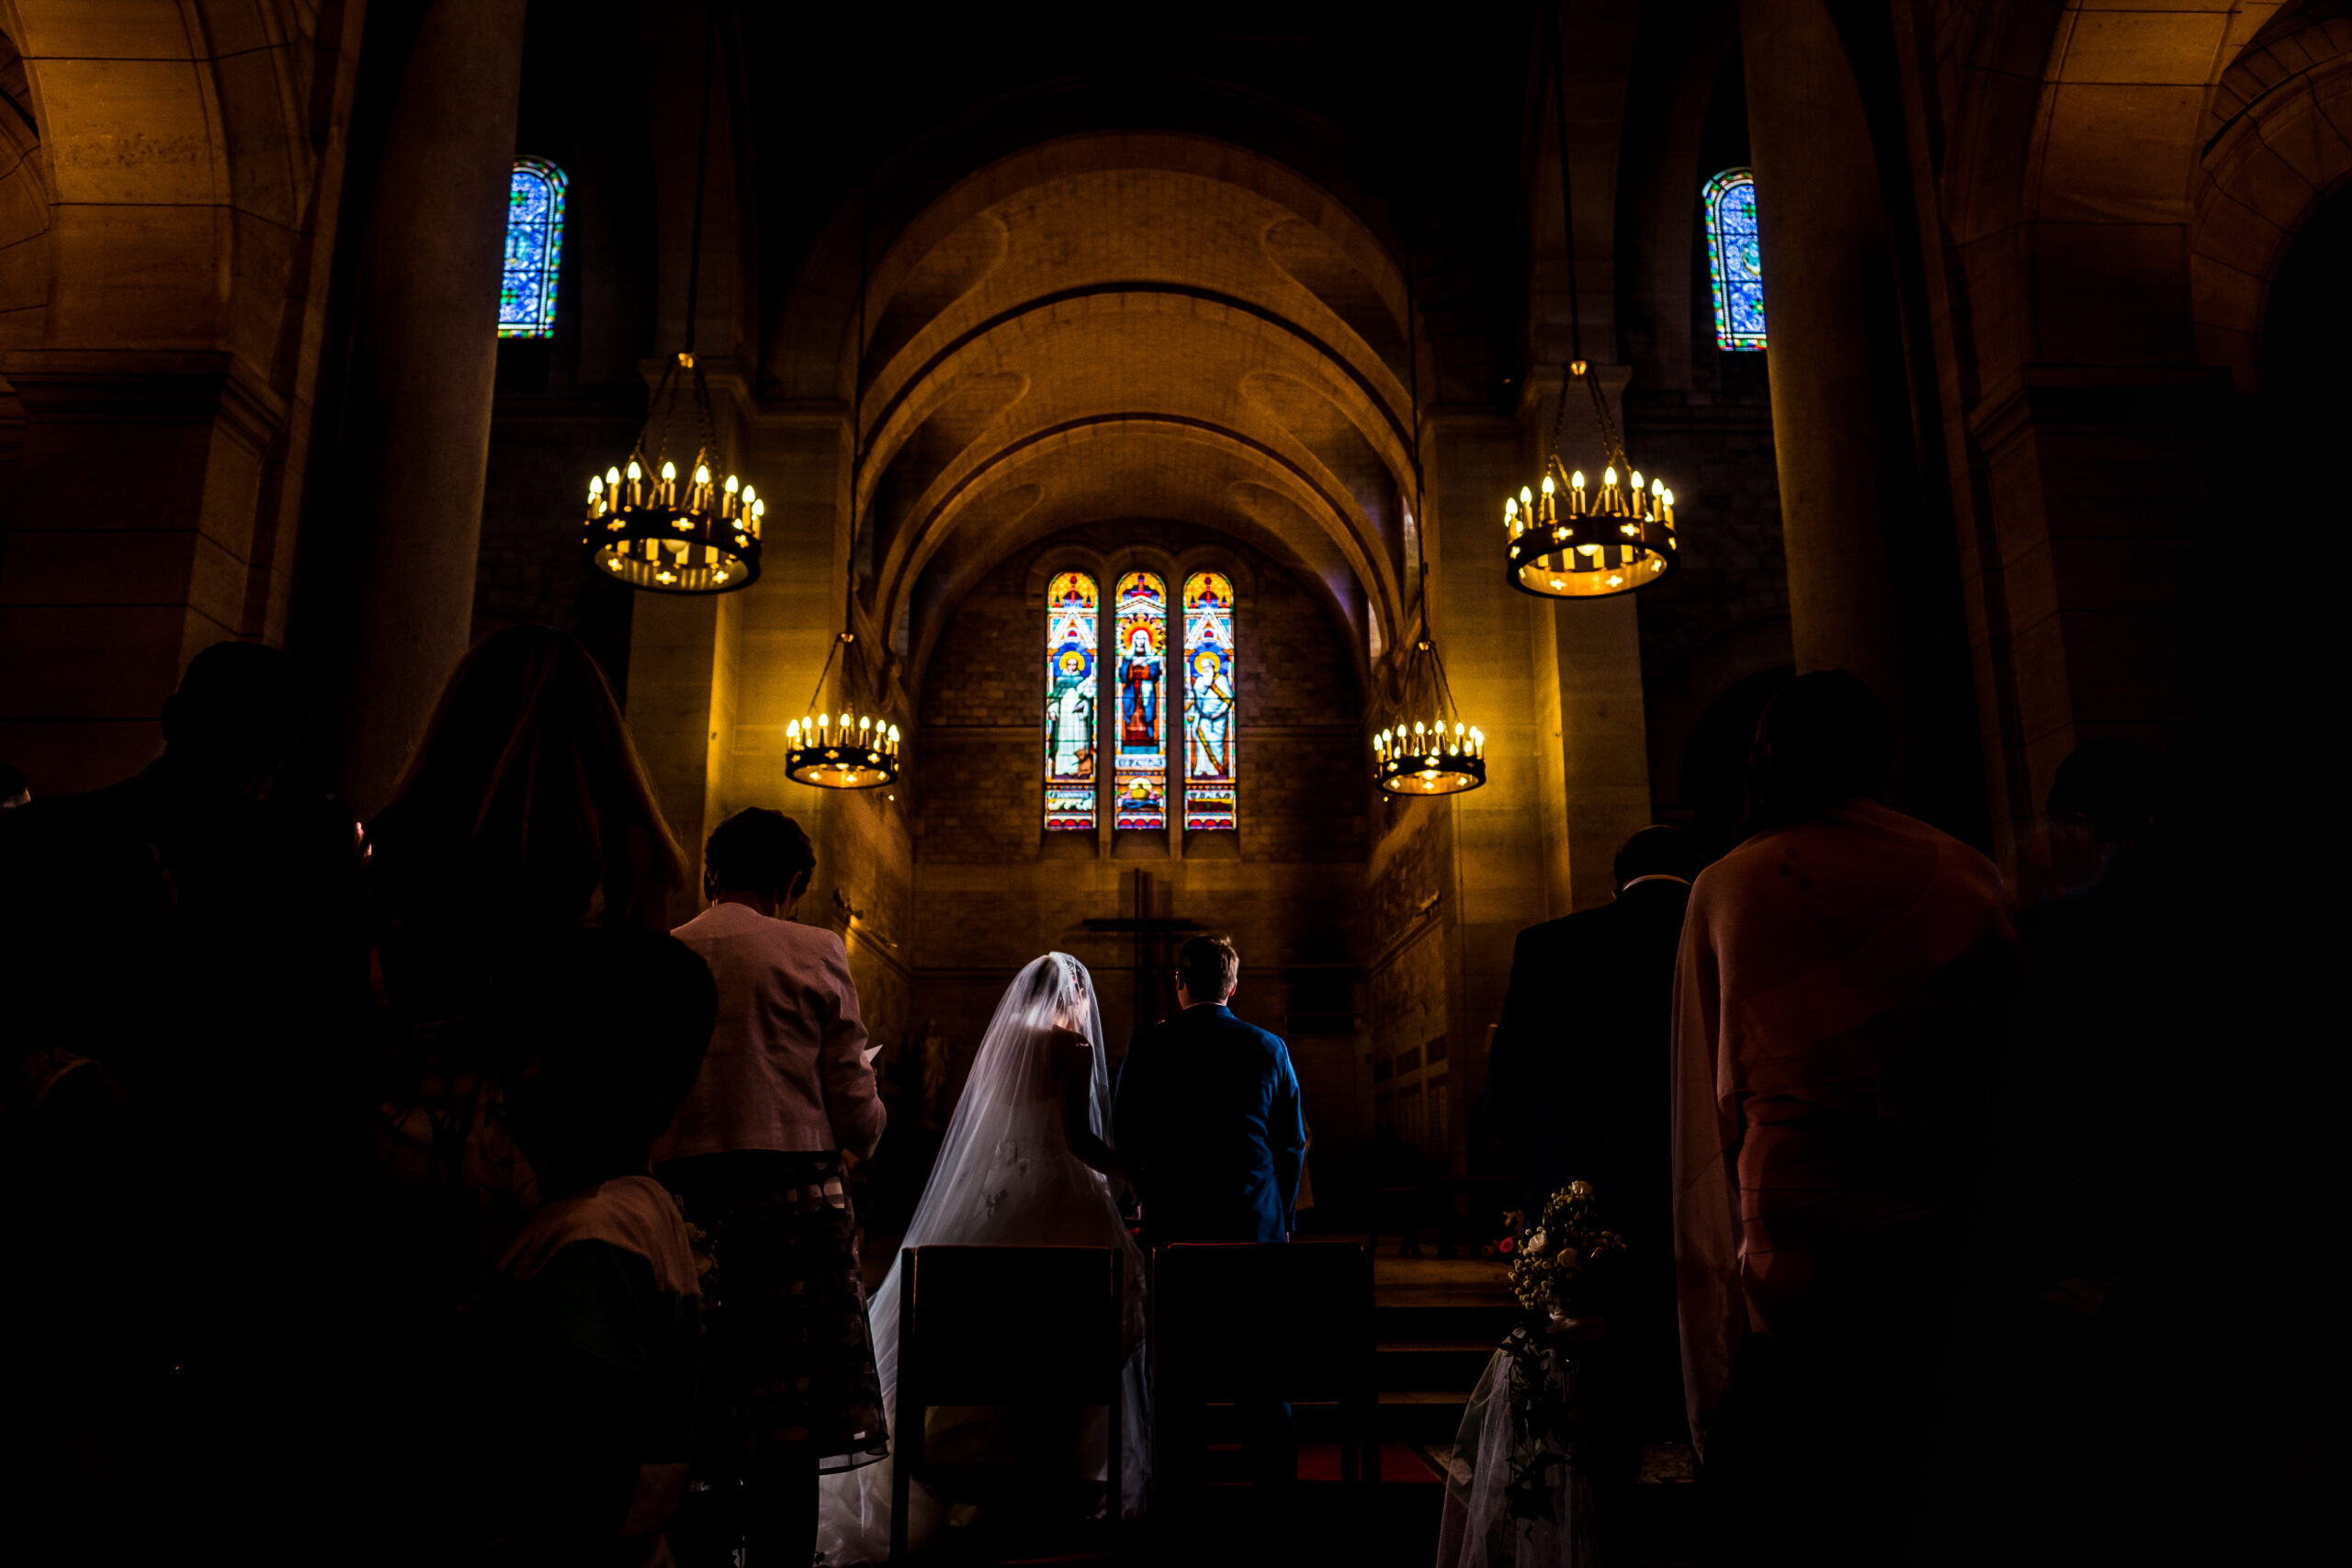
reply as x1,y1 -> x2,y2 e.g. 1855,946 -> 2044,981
499,928 -> 718,1197
162,641 -> 311,794
1613,824 -> 1698,890
1743,670 -> 1894,831
373,626 -> 684,930
1175,933 -> 1240,1008
2046,738 -> 2162,849
703,807 -> 815,908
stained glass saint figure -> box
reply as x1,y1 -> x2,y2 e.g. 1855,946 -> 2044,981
1114,571 -> 1168,830
1044,571 -> 1098,831
501,157 -> 566,339
1703,168 -> 1766,351
1183,571 -> 1237,830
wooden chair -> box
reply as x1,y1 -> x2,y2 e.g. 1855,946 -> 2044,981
1149,1239 -> 1376,1499
889,1244 -> 1125,1563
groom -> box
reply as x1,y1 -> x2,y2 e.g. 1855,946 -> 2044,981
1112,934 -> 1306,1245
1113,935 -> 1306,1491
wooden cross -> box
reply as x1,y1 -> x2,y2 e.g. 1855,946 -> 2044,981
1080,869 -> 1204,1038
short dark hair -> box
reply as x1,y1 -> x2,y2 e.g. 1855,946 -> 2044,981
505,928 -> 718,1155
705,807 -> 815,899
1176,934 -> 1239,1001
1743,670 -> 1894,830
1613,824 -> 1697,886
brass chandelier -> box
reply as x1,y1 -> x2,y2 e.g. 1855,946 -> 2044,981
786,176 -> 902,792
1505,7 -> 1680,602
786,632 -> 901,789
579,6 -> 759,596
1372,246 -> 1486,797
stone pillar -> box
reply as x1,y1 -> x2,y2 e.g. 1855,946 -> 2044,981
1522,365 -> 1657,918
1738,0 -> 1914,702
331,0 -> 528,815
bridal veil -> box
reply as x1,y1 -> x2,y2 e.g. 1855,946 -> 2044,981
816,953 -> 1148,1562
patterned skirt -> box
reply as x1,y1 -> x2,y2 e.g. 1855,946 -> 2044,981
658,1149 -> 889,1474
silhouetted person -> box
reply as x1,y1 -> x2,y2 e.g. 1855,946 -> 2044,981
462,928 -> 718,1568
654,809 -> 888,1567
364,627 -> 687,1290
353,626 -> 687,1565
0,639 -> 366,1562
1486,823 -> 1699,1553
1918,739 -> 2180,1566
1671,671 -> 2017,1567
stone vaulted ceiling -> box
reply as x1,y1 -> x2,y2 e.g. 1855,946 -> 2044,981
831,136 -> 1423,690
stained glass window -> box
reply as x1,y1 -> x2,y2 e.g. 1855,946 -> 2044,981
1112,571 -> 1169,830
500,157 -> 566,339
1044,570 -> 1099,831
1703,168 -> 1766,352
1182,571 -> 1237,831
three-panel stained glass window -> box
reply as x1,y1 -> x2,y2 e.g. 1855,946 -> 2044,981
501,157 -> 566,339
1043,567 -> 1238,833
1703,168 -> 1766,352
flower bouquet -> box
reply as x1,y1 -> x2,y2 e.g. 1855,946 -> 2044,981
1436,1182 -> 1626,1568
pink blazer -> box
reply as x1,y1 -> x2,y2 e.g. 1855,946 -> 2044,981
654,902 -> 886,1163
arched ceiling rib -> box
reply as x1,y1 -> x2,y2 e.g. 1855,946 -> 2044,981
783,138 -> 1424,674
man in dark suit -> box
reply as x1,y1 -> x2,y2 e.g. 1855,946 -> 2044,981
1484,823 -> 1698,1498
1113,935 -> 1306,1490
1113,934 -> 1306,1245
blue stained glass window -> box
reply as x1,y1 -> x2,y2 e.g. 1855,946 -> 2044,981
1703,168 -> 1766,352
500,157 -> 566,339
1113,571 -> 1168,831
1045,570 -> 1099,831
1182,571 -> 1236,831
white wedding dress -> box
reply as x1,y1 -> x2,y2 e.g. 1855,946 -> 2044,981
816,953 -> 1148,1564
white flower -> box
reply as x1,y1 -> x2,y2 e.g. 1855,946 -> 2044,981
1525,1230 -> 1548,1256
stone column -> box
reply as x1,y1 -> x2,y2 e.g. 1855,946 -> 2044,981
1738,0 -> 1914,702
332,0 -> 528,815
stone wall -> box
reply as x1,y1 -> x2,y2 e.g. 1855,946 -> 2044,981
904,520 -> 1377,1201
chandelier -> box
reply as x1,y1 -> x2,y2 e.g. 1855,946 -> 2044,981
786,633 -> 901,789
1373,634 -> 1487,795
1506,10 -> 1681,603
578,7 -> 757,595
786,177 -> 903,792
1504,361 -> 1677,598
582,353 -> 762,593
1371,246 -> 1485,797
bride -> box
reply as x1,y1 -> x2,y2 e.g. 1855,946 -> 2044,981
816,953 -> 1148,1563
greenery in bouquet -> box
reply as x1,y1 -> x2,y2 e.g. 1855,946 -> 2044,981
1488,1180 -> 1625,1527
1501,1179 -> 1625,1325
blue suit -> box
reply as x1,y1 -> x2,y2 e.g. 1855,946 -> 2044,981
1113,1003 -> 1306,1244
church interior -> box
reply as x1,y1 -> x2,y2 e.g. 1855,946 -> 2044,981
0,2 -> 2336,1564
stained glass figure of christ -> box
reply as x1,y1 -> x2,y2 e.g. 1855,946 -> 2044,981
1182,571 -> 1237,830
501,158 -> 566,338
1044,571 -> 1099,831
1113,571 -> 1168,830
1703,168 -> 1766,351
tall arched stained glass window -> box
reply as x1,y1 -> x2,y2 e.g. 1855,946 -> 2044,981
1112,571 -> 1169,830
1044,570 -> 1099,831
1182,571 -> 1237,831
500,157 -> 567,338
1703,168 -> 1766,351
